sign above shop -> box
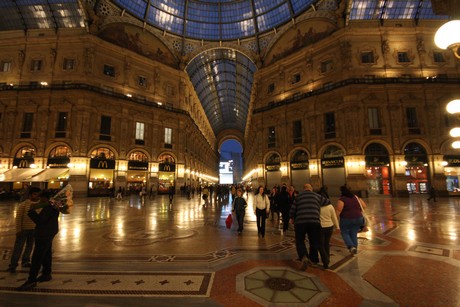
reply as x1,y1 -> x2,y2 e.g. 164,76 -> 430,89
159,163 -> 175,172
365,156 -> 389,166
265,164 -> 280,172
128,160 -> 149,171
321,157 -> 344,168
13,157 -> 34,168
90,158 -> 115,169
444,155 -> 460,166
47,157 -> 70,168
290,162 -> 309,170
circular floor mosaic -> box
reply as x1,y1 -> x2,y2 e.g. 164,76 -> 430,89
236,267 -> 330,305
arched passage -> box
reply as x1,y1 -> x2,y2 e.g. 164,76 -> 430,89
219,139 -> 243,184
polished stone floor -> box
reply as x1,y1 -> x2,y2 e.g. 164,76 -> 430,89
0,192 -> 459,306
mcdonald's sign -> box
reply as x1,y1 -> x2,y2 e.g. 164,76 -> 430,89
13,158 -> 34,168
159,163 -> 175,172
90,158 -> 115,169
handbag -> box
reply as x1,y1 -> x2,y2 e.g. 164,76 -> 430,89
355,196 -> 370,232
225,213 -> 233,229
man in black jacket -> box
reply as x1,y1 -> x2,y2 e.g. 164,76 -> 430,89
17,191 -> 59,291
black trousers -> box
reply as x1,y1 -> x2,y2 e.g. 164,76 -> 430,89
28,237 -> 54,282
319,226 -> 334,265
255,208 -> 267,237
294,222 -> 321,262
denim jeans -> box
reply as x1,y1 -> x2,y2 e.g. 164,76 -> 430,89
9,230 -> 34,268
339,216 -> 364,249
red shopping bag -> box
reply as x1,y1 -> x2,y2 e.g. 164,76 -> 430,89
225,213 -> 233,229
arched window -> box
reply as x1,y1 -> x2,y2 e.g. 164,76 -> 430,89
159,154 -> 175,164
15,146 -> 35,158
322,145 -> 344,159
128,151 -> 148,162
49,145 -> 71,158
90,148 -> 115,160
291,150 -> 308,162
265,153 -> 281,164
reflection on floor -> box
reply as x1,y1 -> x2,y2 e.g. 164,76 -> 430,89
1,192 -> 459,306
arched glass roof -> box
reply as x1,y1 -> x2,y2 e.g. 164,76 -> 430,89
113,0 -> 316,41
186,49 -> 257,136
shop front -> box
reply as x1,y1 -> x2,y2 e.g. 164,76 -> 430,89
158,154 -> 175,194
88,148 -> 115,197
443,155 -> 460,193
321,145 -> 345,197
265,153 -> 281,188
404,142 -> 429,194
290,149 -> 310,189
127,151 -> 149,194
365,143 -> 391,196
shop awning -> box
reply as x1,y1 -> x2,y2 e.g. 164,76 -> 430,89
28,168 -> 69,182
0,168 -> 43,182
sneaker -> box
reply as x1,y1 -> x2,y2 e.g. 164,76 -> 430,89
21,262 -> 31,268
300,256 -> 309,270
37,274 -> 52,282
349,247 -> 357,255
16,280 -> 37,291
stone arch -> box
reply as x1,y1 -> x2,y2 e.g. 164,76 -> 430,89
127,148 -> 151,162
44,142 -> 73,158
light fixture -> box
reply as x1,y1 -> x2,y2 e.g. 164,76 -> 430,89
446,99 -> 460,114
434,20 -> 460,59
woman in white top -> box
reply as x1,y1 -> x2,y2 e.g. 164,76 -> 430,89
319,203 -> 339,269
253,186 -> 270,238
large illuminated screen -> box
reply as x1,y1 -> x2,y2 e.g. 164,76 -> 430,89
219,160 -> 233,184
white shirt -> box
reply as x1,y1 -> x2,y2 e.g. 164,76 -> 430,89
320,204 -> 340,229
253,193 -> 270,213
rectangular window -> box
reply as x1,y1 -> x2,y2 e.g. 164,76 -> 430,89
291,73 -> 301,84
164,127 -> 172,148
0,61 -> 11,72
368,108 -> 382,135
268,83 -> 275,94
320,60 -> 333,73
55,112 -> 68,138
268,126 -> 276,148
21,113 -> 34,138
100,115 -> 111,141
406,107 -> 420,134
324,112 -> 336,139
135,122 -> 145,145
63,58 -> 75,70
138,76 -> 147,87
293,120 -> 302,144
433,52 -> 445,63
103,64 -> 115,77
397,52 -> 410,63
360,51 -> 375,64
31,60 -> 42,71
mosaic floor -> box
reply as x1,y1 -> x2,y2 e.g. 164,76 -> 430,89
0,193 -> 459,306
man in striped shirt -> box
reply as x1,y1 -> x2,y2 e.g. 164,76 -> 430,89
6,187 -> 41,273
289,183 -> 330,270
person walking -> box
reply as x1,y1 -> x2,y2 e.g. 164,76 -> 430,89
168,185 -> 175,203
336,185 -> 367,256
254,186 -> 270,238
318,203 -> 339,269
427,185 -> 437,202
277,185 -> 291,233
6,187 -> 42,273
289,184 -> 330,270
17,191 -> 60,291
232,188 -> 247,235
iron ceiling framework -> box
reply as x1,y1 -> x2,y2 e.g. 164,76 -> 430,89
0,0 -> 447,138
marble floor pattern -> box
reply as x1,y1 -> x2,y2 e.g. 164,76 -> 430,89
0,192 -> 459,306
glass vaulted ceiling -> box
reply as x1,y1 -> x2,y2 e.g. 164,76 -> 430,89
0,1 -> 446,138
0,0 -> 85,31
186,49 -> 257,136
113,0 -> 316,41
